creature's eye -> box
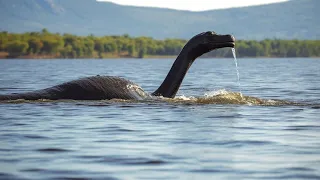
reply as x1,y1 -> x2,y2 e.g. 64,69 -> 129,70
206,31 -> 216,35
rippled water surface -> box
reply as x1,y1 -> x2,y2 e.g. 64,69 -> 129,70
0,58 -> 320,179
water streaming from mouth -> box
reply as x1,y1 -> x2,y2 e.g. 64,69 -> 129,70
231,48 -> 242,97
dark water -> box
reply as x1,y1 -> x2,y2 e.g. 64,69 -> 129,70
0,58 -> 319,179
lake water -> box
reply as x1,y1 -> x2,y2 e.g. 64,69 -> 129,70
0,58 -> 319,179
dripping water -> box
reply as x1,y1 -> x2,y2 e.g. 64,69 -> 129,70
231,48 -> 242,97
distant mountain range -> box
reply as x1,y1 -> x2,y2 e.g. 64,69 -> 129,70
0,0 -> 318,39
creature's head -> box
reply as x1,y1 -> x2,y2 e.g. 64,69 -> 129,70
183,31 -> 235,59
152,31 -> 235,98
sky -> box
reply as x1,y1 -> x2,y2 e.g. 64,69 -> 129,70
98,0 -> 289,11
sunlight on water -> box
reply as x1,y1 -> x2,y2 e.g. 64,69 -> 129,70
232,48 -> 242,96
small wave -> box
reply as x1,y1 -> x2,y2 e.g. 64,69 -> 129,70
282,167 -> 316,172
76,155 -> 168,165
265,174 -> 320,179
174,139 -> 275,147
2,133 -> 50,140
0,173 -> 21,180
36,148 -> 71,153
100,157 -> 167,165
189,168 -> 231,173
24,135 -> 49,139
284,125 -> 320,131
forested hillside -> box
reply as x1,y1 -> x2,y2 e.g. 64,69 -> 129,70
1,30 -> 319,59
0,0 -> 318,40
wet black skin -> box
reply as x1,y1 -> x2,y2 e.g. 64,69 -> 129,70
0,31 -> 235,101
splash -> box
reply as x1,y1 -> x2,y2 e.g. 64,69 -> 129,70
200,89 -> 248,104
204,89 -> 229,97
171,90 -> 263,105
197,90 -> 296,106
0,92 -> 303,106
175,95 -> 195,101
126,84 -> 151,100
232,48 -> 242,96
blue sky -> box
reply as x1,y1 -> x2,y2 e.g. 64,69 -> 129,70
98,0 -> 288,11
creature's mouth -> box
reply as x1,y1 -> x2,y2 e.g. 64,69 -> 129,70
219,41 -> 235,47
208,41 -> 235,48
207,34 -> 236,48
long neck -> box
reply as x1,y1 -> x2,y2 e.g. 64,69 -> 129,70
152,46 -> 196,98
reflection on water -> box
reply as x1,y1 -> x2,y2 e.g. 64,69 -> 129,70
0,58 -> 320,180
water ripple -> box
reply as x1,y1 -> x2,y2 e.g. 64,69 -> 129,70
284,125 -> 320,131
174,139 -> 275,147
264,174 -> 320,180
36,148 -> 72,153
188,168 -> 232,173
0,173 -> 22,180
76,155 -> 168,166
20,169 -> 119,180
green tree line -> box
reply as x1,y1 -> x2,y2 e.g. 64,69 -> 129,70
0,29 -> 319,58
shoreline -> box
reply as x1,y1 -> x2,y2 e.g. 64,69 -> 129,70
1,57 -> 319,60
0,53 -> 318,60
1,56 -> 319,60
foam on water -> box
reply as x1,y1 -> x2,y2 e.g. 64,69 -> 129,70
172,89 -> 297,106
204,89 -> 229,97
175,95 -> 195,101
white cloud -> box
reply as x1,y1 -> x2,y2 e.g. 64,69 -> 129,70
97,0 -> 289,11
